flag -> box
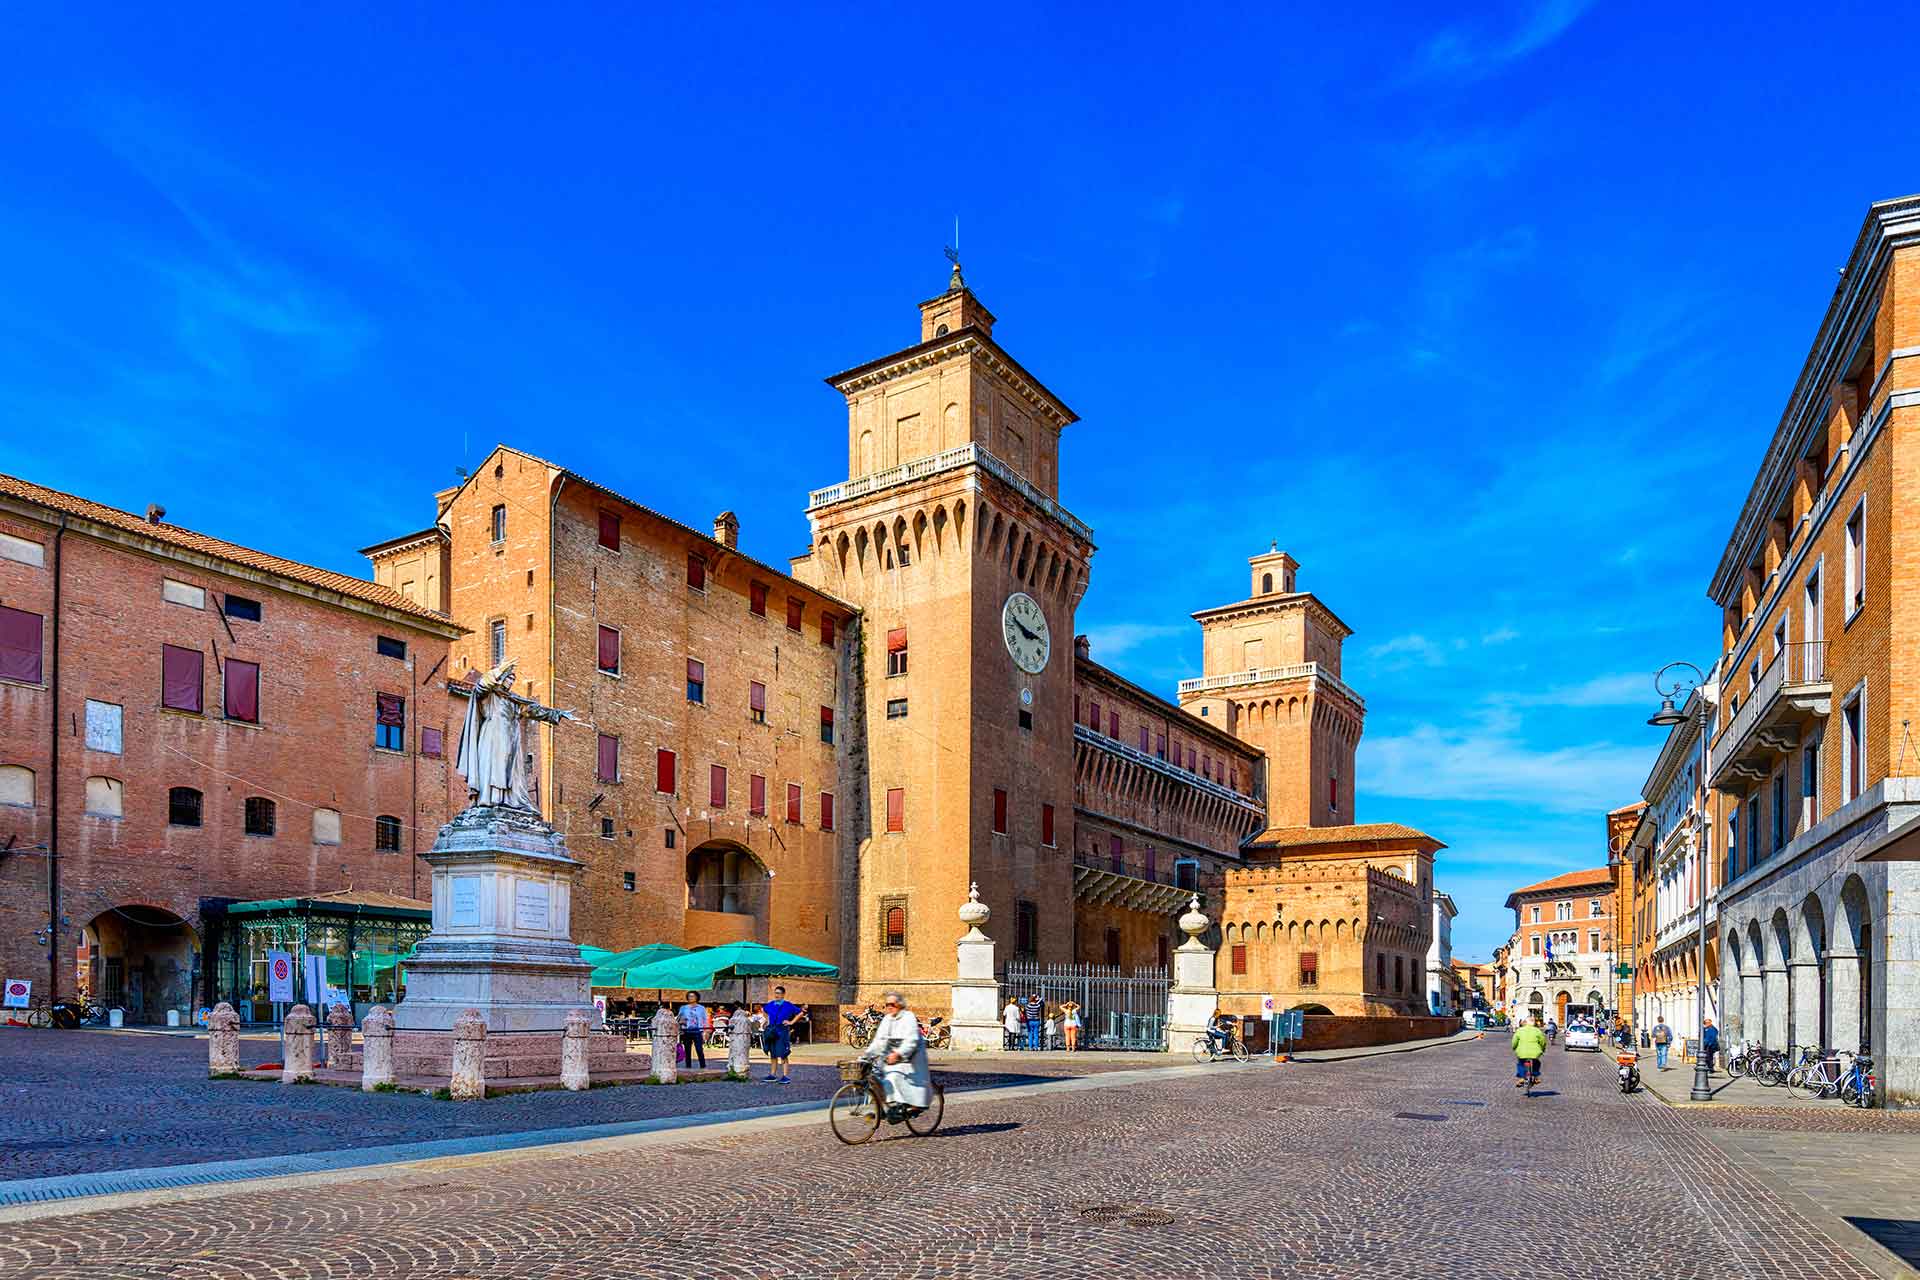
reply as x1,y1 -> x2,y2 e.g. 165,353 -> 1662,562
1544,935 -> 1555,962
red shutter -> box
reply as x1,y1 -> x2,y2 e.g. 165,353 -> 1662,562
656,748 -> 675,793
786,598 -> 803,630
376,693 -> 406,726
1138,727 -> 1149,751
597,626 -> 620,673
750,581 -> 768,616
992,788 -> 1007,834
1041,803 -> 1055,847
0,606 -> 42,684
421,727 -> 444,758
820,705 -> 834,741
161,644 -> 203,712
1108,711 -> 1118,738
886,787 -> 904,832
598,511 -> 620,551
820,792 -> 834,831
687,553 -> 705,589
1231,945 -> 1247,976
820,614 -> 836,647
1187,747 -> 1197,770
224,659 -> 260,723
787,783 -> 802,824
598,734 -> 619,782
886,628 -> 907,653
750,680 -> 766,712
750,773 -> 766,816
1089,701 -> 1100,730
710,764 -> 726,808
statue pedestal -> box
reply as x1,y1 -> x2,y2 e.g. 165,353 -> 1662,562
393,805 -> 594,1034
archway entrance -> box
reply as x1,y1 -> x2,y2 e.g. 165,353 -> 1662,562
83,906 -> 198,1024
684,842 -> 770,946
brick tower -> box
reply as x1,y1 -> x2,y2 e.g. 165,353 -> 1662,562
1177,547 -> 1364,827
793,258 -> 1094,1003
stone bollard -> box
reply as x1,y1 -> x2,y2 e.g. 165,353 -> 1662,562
207,1002 -> 241,1076
361,1005 -> 395,1092
727,1006 -> 751,1079
325,1003 -> 354,1069
649,1007 -> 680,1084
281,1004 -> 316,1084
561,1008 -> 591,1091
449,1008 -> 488,1101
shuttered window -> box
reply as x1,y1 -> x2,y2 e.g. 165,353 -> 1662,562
597,734 -> 619,782
749,773 -> 766,816
992,788 -> 1008,835
224,659 -> 259,723
710,764 -> 727,808
421,727 -> 443,758
655,748 -> 675,793
161,645 -> 204,713
598,511 -> 620,551
819,791 -> 834,831
820,614 -> 836,647
819,705 -> 834,744
786,782 -> 802,824
1231,945 -> 1247,976
686,658 -> 704,703
375,693 -> 405,750
1300,951 -> 1319,986
597,626 -> 620,674
886,787 -> 904,832
1089,701 -> 1101,731
0,606 -> 41,685
786,598 -> 803,631
884,905 -> 906,949
687,553 -> 706,590
886,628 -> 907,676
749,680 -> 766,722
749,581 -> 767,616
1041,803 -> 1055,847
1108,710 -> 1118,738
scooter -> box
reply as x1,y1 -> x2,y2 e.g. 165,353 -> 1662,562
1616,1049 -> 1641,1094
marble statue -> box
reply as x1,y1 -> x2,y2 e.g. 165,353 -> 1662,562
455,658 -> 575,811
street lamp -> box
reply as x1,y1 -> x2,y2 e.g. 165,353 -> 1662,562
1648,660 -> 1715,1103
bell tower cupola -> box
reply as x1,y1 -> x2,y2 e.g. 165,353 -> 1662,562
919,254 -> 997,341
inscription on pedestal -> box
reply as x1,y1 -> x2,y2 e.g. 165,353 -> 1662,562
514,879 -> 551,931
451,876 -> 481,926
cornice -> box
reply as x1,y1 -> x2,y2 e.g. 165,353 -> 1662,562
825,329 -> 1078,429
1190,591 -> 1354,641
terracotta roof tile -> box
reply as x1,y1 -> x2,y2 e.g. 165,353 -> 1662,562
0,471 -> 456,628
1248,821 -> 1444,850
1506,866 -> 1615,901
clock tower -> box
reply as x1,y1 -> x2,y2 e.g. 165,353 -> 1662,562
793,259 -> 1094,1003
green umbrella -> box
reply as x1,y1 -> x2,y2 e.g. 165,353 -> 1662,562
588,943 -> 691,989
614,941 -> 836,997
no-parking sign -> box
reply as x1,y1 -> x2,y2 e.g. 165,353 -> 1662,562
1260,994 -> 1277,1016
267,951 -> 294,1002
2,979 -> 28,1009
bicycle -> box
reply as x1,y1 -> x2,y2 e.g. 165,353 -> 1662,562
828,1058 -> 945,1144
1786,1049 -> 1845,1101
1517,1057 -> 1542,1096
1840,1054 -> 1877,1108
1190,1033 -> 1249,1064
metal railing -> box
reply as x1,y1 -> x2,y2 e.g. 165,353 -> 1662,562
1072,847 -> 1195,890
1715,640 -> 1827,758
1176,662 -> 1366,710
1002,959 -> 1169,1052
804,442 -> 1094,544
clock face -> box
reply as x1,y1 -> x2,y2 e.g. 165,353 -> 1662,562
1001,592 -> 1050,674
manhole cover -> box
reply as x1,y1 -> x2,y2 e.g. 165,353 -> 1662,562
1129,1210 -> 1176,1227
1077,1205 -> 1126,1224
1393,1112 -> 1447,1122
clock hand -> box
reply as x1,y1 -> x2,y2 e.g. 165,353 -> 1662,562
1015,620 -> 1039,641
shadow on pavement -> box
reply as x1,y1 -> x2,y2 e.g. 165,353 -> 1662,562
1843,1217 -> 1920,1269
932,1122 -> 1022,1138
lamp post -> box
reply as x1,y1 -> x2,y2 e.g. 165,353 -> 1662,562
1648,661 -> 1716,1103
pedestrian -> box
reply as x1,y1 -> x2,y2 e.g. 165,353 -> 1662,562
1651,1015 -> 1672,1070
1023,991 -> 1044,1052
1002,996 -> 1022,1049
762,985 -> 804,1085
1701,1019 -> 1719,1075
1060,999 -> 1082,1052
677,991 -> 710,1068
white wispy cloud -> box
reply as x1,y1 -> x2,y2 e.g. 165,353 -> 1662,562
1509,672 -> 1652,709
1361,715 -> 1648,814
1482,626 -> 1520,645
1413,0 -> 1594,82
1080,622 -> 1188,663
1365,633 -> 1450,668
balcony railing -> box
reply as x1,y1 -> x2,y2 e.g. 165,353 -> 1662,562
1711,641 -> 1830,787
804,442 -> 1094,544
1176,662 -> 1366,710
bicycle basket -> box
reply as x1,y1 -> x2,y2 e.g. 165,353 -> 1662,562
838,1058 -> 871,1082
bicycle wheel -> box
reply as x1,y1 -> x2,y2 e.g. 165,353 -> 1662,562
1230,1040 -> 1249,1063
1758,1060 -> 1785,1087
828,1082 -> 881,1145
1785,1066 -> 1817,1099
1190,1038 -> 1213,1063
904,1083 -> 945,1136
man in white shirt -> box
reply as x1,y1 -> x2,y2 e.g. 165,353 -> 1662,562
1002,997 -> 1022,1049
677,992 -> 710,1068
861,990 -> 930,1115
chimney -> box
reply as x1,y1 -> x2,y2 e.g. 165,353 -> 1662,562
145,504 -> 166,525
1074,634 -> 1091,661
713,511 -> 739,550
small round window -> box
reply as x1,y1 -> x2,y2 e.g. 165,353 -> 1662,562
935,323 -> 949,336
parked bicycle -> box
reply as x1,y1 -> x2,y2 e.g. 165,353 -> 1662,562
842,1008 -> 880,1049
1190,1032 -> 1249,1064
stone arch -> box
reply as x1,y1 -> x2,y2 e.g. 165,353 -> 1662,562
953,499 -> 966,544
81,904 -> 198,1025
1334,919 -> 1346,939
1255,921 -> 1267,941
853,527 -> 870,576
1832,874 -> 1872,1053
685,841 -> 772,944
910,509 -> 929,558
931,504 -> 948,553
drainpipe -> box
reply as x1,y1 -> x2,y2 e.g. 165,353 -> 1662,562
547,476 -> 565,821
47,515 -> 66,1004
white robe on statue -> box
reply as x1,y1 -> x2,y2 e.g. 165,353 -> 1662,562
861,1009 -> 930,1108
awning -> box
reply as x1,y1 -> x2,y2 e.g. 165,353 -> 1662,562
613,941 -> 837,993
588,943 -> 691,988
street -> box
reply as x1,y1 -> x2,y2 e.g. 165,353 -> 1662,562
2,1034 -> 1915,1279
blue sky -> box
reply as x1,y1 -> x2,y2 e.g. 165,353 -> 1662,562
4,3 -> 1916,960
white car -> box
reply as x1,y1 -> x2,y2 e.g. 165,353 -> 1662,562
1562,1023 -> 1601,1052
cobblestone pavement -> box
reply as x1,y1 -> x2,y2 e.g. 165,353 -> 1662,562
2,1034 -> 1914,1278
0,1027 -> 1132,1182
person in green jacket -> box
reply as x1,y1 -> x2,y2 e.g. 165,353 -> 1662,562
1511,1018 -> 1548,1089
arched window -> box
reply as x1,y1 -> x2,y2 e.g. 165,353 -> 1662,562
84,776 -> 123,818
244,796 -> 276,836
313,807 -> 342,845
883,905 -> 906,948
374,814 -> 402,852
1262,572 -> 1273,593
0,764 -> 34,807
168,787 -> 202,827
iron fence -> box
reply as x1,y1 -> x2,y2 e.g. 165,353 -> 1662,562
1002,958 -> 1169,1051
